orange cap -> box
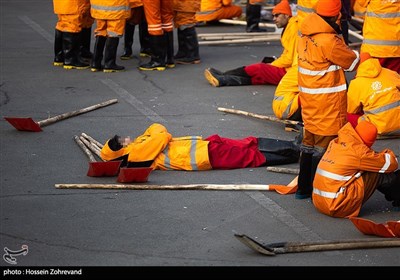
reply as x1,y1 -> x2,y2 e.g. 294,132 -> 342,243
316,0 -> 342,17
272,0 -> 292,17
355,120 -> 377,147
360,52 -> 372,64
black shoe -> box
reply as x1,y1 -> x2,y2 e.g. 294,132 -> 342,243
138,60 -> 166,71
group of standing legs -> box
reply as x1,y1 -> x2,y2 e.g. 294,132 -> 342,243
53,0 -> 202,73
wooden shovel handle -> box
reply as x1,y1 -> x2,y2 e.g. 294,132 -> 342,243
37,99 -> 118,127
217,107 -> 302,126
79,136 -> 103,160
74,135 -> 96,162
80,132 -> 104,149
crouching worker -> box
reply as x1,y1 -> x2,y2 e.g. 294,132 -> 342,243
312,121 -> 400,218
100,123 -> 300,170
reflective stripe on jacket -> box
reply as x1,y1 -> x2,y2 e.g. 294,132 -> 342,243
359,0 -> 400,58
312,123 -> 399,218
298,13 -> 359,135
347,58 -> 400,135
90,0 -> 130,20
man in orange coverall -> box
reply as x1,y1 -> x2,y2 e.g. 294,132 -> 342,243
100,123 -> 301,170
295,0 -> 359,199
312,120 -> 399,218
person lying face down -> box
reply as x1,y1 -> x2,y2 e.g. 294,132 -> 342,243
100,123 -> 301,171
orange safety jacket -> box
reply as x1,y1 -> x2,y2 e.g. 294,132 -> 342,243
271,16 -> 298,70
272,16 -> 300,119
90,0 -> 130,20
312,122 -> 399,218
358,0 -> 400,58
297,13 -> 359,136
53,0 -> 81,14
347,58 -> 400,136
101,123 -> 212,171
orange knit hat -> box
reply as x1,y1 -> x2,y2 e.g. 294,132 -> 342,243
355,120 -> 377,147
360,52 -> 372,64
316,0 -> 342,17
272,0 -> 292,16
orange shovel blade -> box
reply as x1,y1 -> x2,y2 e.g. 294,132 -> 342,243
4,117 -> 42,132
387,221 -> 400,237
117,167 -> 152,183
87,161 -> 122,177
349,217 -> 396,238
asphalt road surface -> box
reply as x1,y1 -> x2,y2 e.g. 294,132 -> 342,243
1,0 -> 399,273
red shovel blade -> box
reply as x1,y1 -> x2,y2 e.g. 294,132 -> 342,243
117,167 -> 153,183
87,161 -> 122,177
4,117 -> 42,132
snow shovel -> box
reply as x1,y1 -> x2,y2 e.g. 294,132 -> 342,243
234,232 -> 400,256
74,135 -> 121,177
4,99 -> 118,132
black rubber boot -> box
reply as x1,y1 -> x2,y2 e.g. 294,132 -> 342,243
165,31 -> 175,68
246,3 -> 267,33
54,29 -> 64,66
91,36 -> 106,72
295,152 -> 313,199
120,23 -> 135,60
79,27 -> 93,62
138,35 -> 166,71
378,170 -> 400,210
104,37 -> 125,72
174,29 -> 186,60
258,138 -> 300,166
204,67 -> 251,87
63,32 -> 90,70
139,21 -> 152,57
175,27 -> 201,65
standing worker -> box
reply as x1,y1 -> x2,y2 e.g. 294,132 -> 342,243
53,0 -> 90,69
173,0 -> 201,65
138,0 -> 175,71
120,0 -> 152,60
295,0 -> 359,199
79,0 -> 95,63
312,121 -> 400,218
246,0 -> 267,33
90,0 -> 130,73
120,0 -> 150,60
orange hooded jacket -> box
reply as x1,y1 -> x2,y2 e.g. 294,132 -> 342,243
312,122 -> 399,218
347,58 -> 400,136
297,13 -> 359,136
